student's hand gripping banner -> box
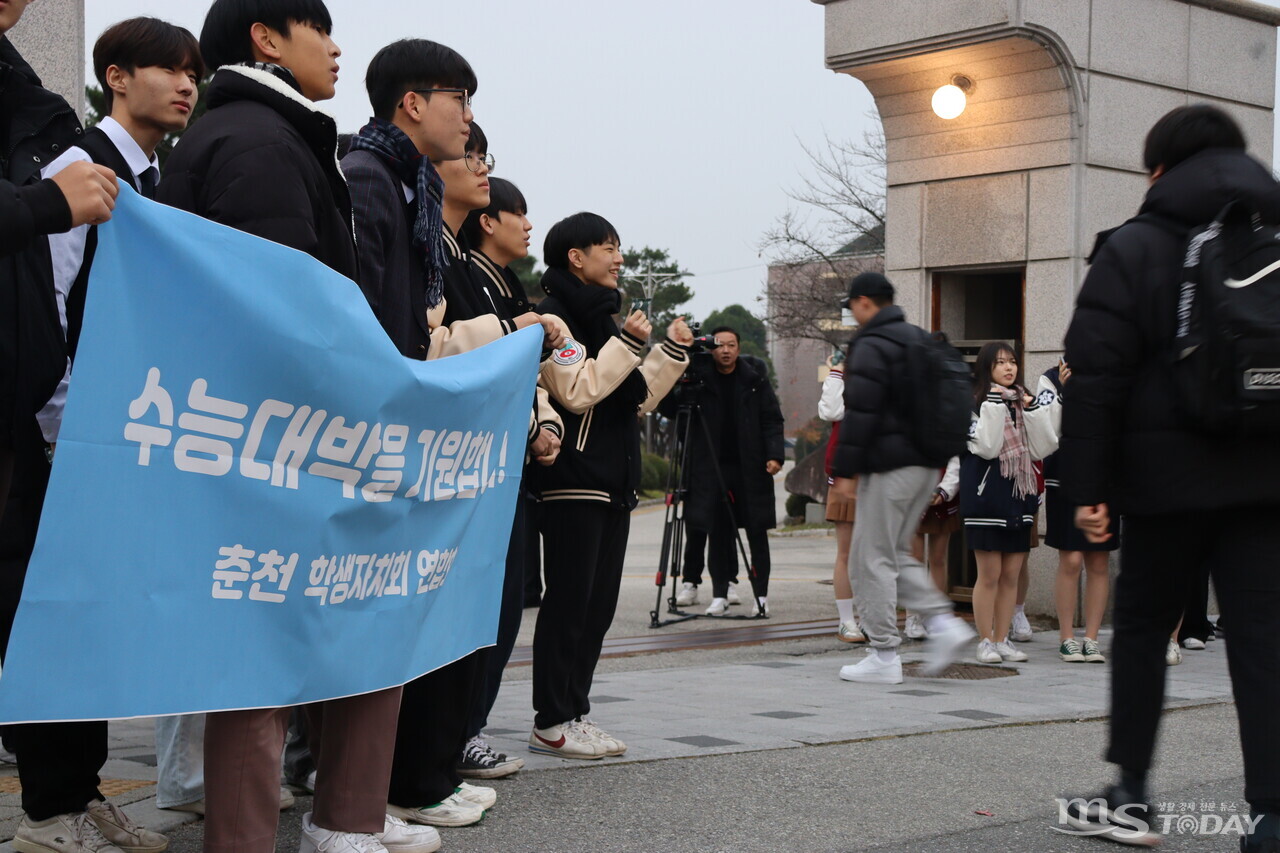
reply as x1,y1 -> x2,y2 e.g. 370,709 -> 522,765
0,188 -> 540,723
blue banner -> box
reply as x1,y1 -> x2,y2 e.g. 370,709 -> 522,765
0,188 -> 539,723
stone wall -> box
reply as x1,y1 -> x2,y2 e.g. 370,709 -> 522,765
7,0 -> 84,119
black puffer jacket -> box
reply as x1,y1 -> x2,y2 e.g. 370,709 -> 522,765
831,305 -> 933,476
0,37 -> 80,449
158,65 -> 356,279
659,354 -> 784,531
1061,148 -> 1280,515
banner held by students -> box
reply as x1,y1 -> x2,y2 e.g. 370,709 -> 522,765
0,188 -> 541,723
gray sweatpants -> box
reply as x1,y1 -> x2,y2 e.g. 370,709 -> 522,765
849,466 -> 955,649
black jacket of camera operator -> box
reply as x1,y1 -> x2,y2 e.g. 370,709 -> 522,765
832,305 -> 934,476
661,353 -> 784,531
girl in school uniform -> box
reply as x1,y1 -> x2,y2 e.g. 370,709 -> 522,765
961,342 -> 1058,664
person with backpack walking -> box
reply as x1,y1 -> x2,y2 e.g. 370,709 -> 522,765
830,272 -> 974,685
961,342 -> 1058,665
1055,104 -> 1280,851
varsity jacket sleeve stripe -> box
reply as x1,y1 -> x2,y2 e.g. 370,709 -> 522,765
535,386 -> 562,437
538,336 -> 641,414
425,298 -> 505,358
637,339 -> 691,415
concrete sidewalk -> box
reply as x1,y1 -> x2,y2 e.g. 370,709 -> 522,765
0,626 -> 1237,850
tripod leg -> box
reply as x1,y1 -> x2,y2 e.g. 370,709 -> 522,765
649,405 -> 700,628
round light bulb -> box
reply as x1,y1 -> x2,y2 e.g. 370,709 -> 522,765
932,84 -> 967,120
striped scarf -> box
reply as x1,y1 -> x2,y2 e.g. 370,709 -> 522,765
998,385 -> 1039,500
349,117 -> 447,309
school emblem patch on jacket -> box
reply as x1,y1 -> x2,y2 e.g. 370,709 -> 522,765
1036,389 -> 1057,407
552,339 -> 585,366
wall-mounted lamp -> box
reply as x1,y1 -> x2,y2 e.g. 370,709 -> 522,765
931,74 -> 974,120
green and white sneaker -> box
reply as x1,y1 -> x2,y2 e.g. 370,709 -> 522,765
1082,637 -> 1106,663
1059,638 -> 1085,662
453,782 -> 496,810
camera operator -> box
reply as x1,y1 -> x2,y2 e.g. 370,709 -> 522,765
662,327 -> 784,616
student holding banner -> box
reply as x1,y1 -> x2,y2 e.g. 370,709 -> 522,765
2,14 -> 201,853
156,4 -> 436,853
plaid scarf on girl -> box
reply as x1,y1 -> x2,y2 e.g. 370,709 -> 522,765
998,385 -> 1039,500
349,117 -> 447,308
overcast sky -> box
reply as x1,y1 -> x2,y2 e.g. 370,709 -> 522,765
85,0 -> 877,322
85,1 -> 1280,321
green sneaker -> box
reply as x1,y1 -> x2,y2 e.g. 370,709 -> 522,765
1059,638 -> 1085,662
1082,637 -> 1106,663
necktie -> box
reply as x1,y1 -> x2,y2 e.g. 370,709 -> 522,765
138,167 -> 158,200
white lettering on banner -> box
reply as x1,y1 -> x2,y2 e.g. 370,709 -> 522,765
122,369 -> 513,502
212,546 -> 445,605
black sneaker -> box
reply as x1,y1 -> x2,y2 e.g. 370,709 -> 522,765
457,735 -> 524,779
1055,785 -> 1161,847
1242,813 -> 1280,852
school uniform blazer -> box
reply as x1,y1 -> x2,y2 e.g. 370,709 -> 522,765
960,390 -> 1058,529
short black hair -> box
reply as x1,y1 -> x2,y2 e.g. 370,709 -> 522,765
543,212 -> 620,270
466,120 -> 487,156
710,326 -> 740,343
94,17 -> 204,112
462,176 -> 528,246
1143,104 -> 1246,175
200,0 -> 333,70
364,38 -> 477,121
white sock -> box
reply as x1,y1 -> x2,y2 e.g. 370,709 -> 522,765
1015,603 -> 1026,615
925,613 -> 959,635
875,647 -> 899,663
836,598 -> 855,624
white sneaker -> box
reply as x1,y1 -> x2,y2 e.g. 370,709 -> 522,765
300,812 -> 387,853
387,793 -> 484,827
1182,637 -> 1206,650
14,812 -> 124,853
1009,610 -> 1034,642
904,613 -> 928,640
577,718 -> 627,756
921,616 -> 977,676
528,721 -> 605,759
837,620 -> 865,643
749,597 -> 769,617
86,799 -> 167,853
993,640 -> 1029,662
675,582 -> 698,606
705,597 -> 728,616
839,650 -> 903,684
1166,639 -> 1183,666
377,814 -> 440,853
727,582 -> 741,605
976,638 -> 1003,664
453,782 -> 496,810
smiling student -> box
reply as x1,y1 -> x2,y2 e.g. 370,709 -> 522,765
528,212 -> 693,759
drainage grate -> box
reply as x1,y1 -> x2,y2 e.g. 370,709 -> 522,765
903,662 -> 1018,680
0,777 -> 154,796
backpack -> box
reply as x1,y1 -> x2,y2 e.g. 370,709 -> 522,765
864,325 -> 973,465
1171,201 -> 1280,435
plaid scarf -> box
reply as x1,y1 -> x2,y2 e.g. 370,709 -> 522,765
349,117 -> 447,309
997,385 -> 1039,500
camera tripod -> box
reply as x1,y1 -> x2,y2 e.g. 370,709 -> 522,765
649,388 -> 767,629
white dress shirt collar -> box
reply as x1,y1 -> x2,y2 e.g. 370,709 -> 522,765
96,116 -> 160,188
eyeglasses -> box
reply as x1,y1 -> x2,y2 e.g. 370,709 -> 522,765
464,152 -> 495,173
410,88 -> 472,109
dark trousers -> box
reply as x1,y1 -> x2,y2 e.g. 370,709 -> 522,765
705,473 -> 771,599
1178,559 -> 1215,643
465,497 -> 527,740
1107,507 -> 1280,810
0,433 -> 106,820
532,502 -> 629,730
681,527 -> 707,586
522,493 -> 543,606
389,651 -> 484,806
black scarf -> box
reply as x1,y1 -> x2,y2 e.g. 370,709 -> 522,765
349,117 -> 447,309
542,267 -> 648,408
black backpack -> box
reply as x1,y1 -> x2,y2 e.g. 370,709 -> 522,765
1171,201 -> 1280,435
864,325 -> 972,464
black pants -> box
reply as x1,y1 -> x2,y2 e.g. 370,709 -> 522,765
388,651 -> 483,806
522,494 -> 543,606
0,434 -> 106,820
681,527 -> 708,586
532,502 -> 629,730
1107,508 -> 1280,811
705,474 -> 771,599
465,496 -> 527,740
1178,558 -> 1215,644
